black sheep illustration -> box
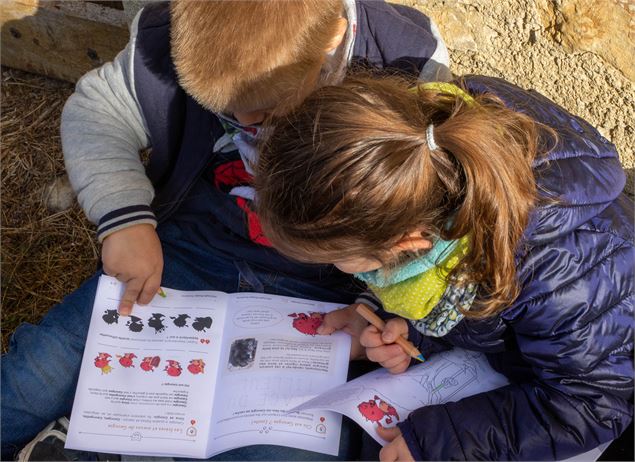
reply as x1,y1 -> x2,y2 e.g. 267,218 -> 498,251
126,316 -> 144,333
192,316 -> 213,332
171,314 -> 190,328
148,313 -> 166,333
102,309 -> 119,325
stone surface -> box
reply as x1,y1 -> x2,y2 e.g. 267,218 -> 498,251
539,0 -> 635,81
403,0 -> 634,195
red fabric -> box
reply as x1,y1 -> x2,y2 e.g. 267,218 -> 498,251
236,197 -> 272,247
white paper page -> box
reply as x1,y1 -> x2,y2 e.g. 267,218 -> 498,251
295,347 -> 612,460
561,442 -> 610,462
66,276 -> 228,458
206,293 -> 350,457
293,348 -> 510,445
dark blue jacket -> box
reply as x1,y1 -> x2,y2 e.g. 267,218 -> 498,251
395,76 -> 634,460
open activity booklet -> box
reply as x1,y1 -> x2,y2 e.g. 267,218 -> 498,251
68,276 -> 606,460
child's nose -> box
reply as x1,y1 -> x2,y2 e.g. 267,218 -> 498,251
233,110 -> 266,126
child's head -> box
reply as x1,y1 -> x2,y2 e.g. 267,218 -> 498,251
170,0 -> 347,124
256,76 -> 551,317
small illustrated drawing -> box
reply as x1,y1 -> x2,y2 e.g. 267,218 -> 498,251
228,338 -> 258,369
187,359 -> 206,375
171,314 -> 190,328
165,359 -> 182,377
126,316 -> 144,333
117,352 -> 137,368
357,395 -> 400,426
94,352 -> 113,374
148,313 -> 167,334
416,359 -> 478,405
140,356 -> 161,372
102,309 -> 119,325
192,316 -> 213,332
288,312 -> 324,335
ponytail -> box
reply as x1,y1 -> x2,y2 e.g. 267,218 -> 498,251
425,86 -> 544,316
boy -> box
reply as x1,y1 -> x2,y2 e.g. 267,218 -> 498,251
1,1 -> 450,459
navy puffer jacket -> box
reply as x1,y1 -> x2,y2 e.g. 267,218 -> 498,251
395,76 -> 634,460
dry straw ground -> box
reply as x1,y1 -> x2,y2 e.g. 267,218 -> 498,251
1,67 -> 98,351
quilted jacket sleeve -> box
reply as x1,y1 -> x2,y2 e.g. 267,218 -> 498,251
399,202 -> 634,460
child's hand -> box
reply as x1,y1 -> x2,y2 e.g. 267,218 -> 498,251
360,317 -> 410,374
317,303 -> 369,360
101,224 -> 163,316
377,426 -> 414,462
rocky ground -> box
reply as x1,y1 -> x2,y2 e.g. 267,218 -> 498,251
410,0 -> 634,193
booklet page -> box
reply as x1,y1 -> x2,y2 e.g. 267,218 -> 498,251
207,293 -> 350,457
66,276 -> 228,458
293,348 -> 510,445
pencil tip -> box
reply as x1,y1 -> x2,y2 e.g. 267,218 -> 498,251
416,354 -> 426,362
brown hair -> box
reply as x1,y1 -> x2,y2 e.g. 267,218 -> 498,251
256,75 -> 555,318
170,0 -> 343,114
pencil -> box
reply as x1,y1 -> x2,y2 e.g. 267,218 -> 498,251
157,287 -> 167,298
355,304 -> 425,363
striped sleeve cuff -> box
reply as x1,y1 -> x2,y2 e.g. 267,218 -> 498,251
97,205 -> 157,242
355,291 -> 382,312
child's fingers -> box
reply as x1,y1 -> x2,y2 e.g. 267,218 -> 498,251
138,272 -> 162,305
360,325 -> 384,348
317,309 -> 347,335
387,357 -> 410,374
319,304 -> 361,333
376,425 -> 401,442
119,278 -> 143,315
379,440 -> 399,462
381,318 -> 409,343
380,352 -> 410,370
366,343 -> 406,364
379,436 -> 413,462
316,324 -> 336,335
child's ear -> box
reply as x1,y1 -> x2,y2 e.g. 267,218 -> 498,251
393,231 -> 432,253
325,17 -> 348,53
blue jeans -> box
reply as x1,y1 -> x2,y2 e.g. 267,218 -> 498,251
1,222 -> 362,461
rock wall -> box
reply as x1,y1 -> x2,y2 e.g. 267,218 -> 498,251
406,0 -> 634,192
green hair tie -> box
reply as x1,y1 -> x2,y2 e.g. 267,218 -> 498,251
412,81 -> 476,107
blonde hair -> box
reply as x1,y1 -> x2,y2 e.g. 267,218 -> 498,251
256,76 -> 556,318
170,0 -> 343,114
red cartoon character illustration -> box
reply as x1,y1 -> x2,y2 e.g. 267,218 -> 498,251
94,352 -> 113,375
116,352 -> 137,368
288,312 -> 324,336
140,356 -> 161,372
165,359 -> 182,377
357,395 -> 400,427
187,359 -> 206,375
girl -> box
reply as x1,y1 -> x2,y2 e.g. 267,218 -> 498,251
255,76 -> 634,460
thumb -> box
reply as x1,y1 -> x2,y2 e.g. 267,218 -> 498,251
317,307 -> 352,335
382,318 -> 408,343
376,425 -> 402,442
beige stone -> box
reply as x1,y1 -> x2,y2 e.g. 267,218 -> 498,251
409,0 -> 634,176
539,0 -> 635,81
